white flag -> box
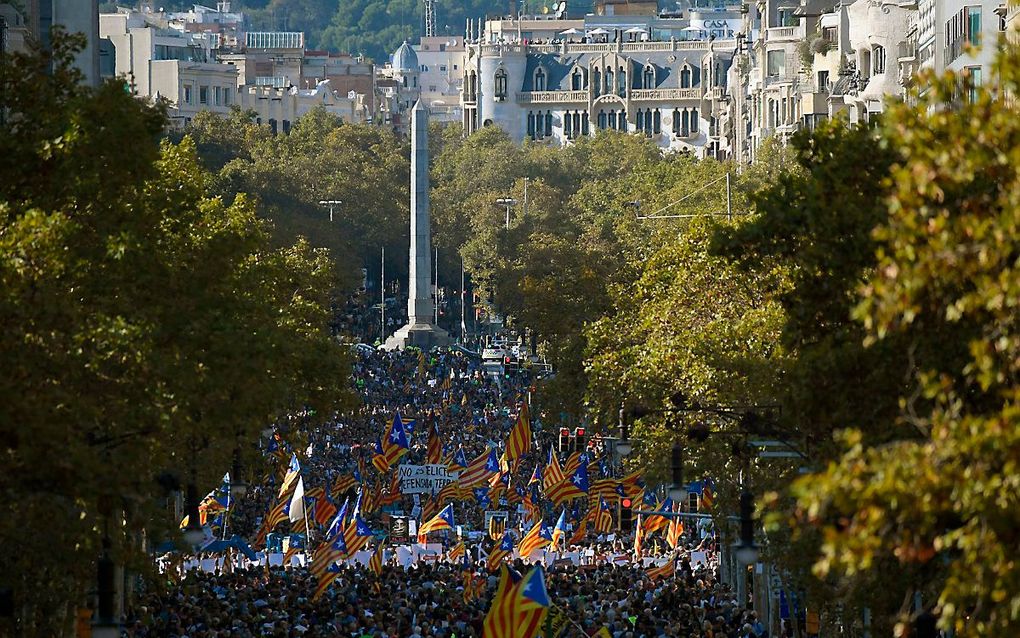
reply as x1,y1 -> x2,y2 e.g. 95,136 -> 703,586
288,477 -> 305,523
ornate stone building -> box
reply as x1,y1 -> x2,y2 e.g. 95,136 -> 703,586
460,14 -> 740,159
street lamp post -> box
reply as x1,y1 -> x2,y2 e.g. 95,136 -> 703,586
495,197 -> 518,230
318,199 -> 343,222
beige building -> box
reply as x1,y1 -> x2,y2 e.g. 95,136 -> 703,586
415,36 -> 467,123
238,80 -> 370,133
101,8 -> 237,126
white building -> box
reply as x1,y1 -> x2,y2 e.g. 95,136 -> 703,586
918,0 -> 1006,86
100,8 -> 236,125
238,80 -> 370,133
414,36 -> 466,123
459,10 -> 740,158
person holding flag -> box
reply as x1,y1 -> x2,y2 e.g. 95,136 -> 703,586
419,503 -> 455,536
547,459 -> 589,507
518,518 -> 554,561
549,510 -> 568,550
482,564 -> 550,638
458,447 -> 500,488
486,530 -> 515,572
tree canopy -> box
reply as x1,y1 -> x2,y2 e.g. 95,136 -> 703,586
0,33 -> 351,633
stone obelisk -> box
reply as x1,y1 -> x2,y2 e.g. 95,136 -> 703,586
383,100 -> 450,350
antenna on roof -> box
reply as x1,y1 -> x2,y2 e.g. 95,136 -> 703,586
423,0 -> 436,37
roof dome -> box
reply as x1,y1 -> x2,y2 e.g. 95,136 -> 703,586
392,41 -> 419,72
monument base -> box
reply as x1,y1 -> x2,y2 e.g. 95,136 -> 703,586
382,322 -> 451,351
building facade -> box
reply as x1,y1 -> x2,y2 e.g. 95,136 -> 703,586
1,0 -> 101,85
415,35 -> 466,123
461,11 -> 739,158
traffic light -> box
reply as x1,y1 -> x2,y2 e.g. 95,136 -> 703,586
574,427 -> 586,452
619,497 -> 633,531
558,428 -> 570,453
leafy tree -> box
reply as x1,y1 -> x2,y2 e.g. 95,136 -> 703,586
794,45 -> 1020,636
186,107 -> 410,286
0,33 -> 350,634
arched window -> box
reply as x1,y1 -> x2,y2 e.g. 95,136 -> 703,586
544,110 -> 553,136
608,110 -> 617,130
593,68 -> 602,96
494,68 -> 508,100
690,108 -> 699,134
534,67 -> 547,92
528,111 -> 536,139
470,72 -> 478,101
605,68 -> 614,95
403,76 -> 408,87
582,111 -> 589,136
652,109 -> 661,134
572,68 -> 584,91
679,64 -> 692,88
617,66 -> 627,96
643,65 -> 655,89
598,110 -> 607,129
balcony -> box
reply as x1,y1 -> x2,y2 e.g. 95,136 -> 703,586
516,90 -> 588,104
631,88 -> 702,101
479,39 -> 735,58
766,25 -> 806,41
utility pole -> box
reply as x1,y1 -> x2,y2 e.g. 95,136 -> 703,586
434,246 -> 439,325
380,247 -> 386,342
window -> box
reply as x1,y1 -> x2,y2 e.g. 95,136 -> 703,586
679,65 -> 692,88
282,120 -> 291,134
269,118 -> 277,134
198,85 -> 208,105
652,109 -> 661,134
967,6 -> 982,45
598,111 -> 607,129
605,68 -> 614,95
214,86 -> 222,105
494,69 -> 508,100
873,45 -> 886,74
966,66 -> 982,102
593,68 -> 602,96
421,65 -> 429,72
766,50 -> 786,77
545,111 -> 553,137
572,68 -> 584,91
528,111 -> 537,138
534,68 -> 547,92
643,65 -> 655,89
817,70 -> 829,90
454,64 -> 459,70
690,108 -> 699,134
183,84 -> 193,104
224,87 -> 232,105
617,66 -> 627,97
429,85 -> 437,92
440,65 -> 447,72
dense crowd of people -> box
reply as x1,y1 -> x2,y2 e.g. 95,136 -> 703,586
126,298 -> 773,638
126,558 -> 765,638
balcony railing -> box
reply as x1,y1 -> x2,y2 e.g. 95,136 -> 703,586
631,88 -> 702,100
766,25 -> 805,40
516,90 -> 589,104
479,39 -> 734,57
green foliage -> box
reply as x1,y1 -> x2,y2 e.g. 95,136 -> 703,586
794,44 -> 1020,636
184,106 -> 410,285
0,33 -> 350,633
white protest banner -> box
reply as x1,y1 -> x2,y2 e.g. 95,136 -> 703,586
398,464 -> 460,494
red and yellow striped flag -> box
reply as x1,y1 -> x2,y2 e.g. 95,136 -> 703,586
505,403 -> 532,465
